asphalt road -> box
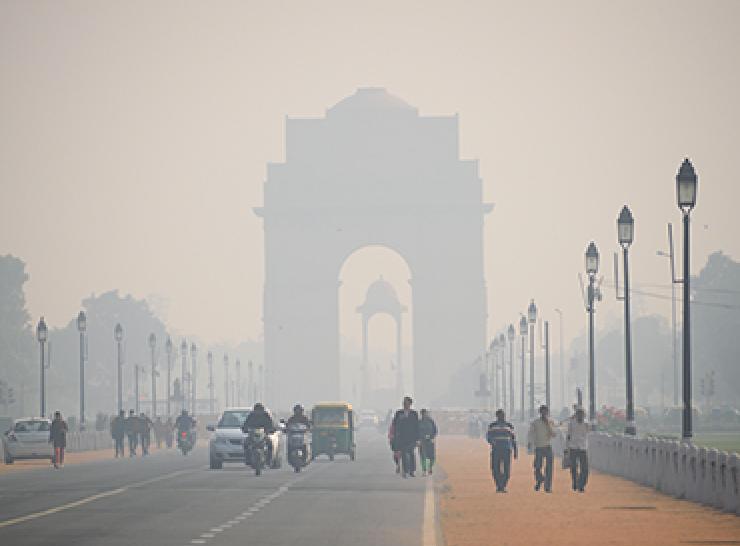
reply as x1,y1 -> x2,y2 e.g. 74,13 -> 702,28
0,429 -> 430,546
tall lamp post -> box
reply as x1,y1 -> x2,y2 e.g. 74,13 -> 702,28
223,355 -> 230,408
36,317 -> 48,417
527,300 -> 537,418
77,311 -> 87,428
554,308 -> 564,411
235,359 -> 242,407
114,323 -> 124,414
540,320 -> 551,410
488,338 -> 497,412
165,337 -> 172,417
676,158 -> 698,441
498,333 -> 506,412
149,334 -> 157,418
207,351 -> 214,414
585,242 -> 600,426
519,316 -> 527,422
617,205 -> 636,435
507,324 -> 516,418
180,340 -> 188,412
248,361 -> 254,406
190,343 -> 197,416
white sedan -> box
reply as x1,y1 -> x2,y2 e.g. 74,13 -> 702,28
2,418 -> 53,464
207,408 -> 282,470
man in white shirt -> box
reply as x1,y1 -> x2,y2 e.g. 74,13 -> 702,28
527,405 -> 556,492
566,407 -> 590,492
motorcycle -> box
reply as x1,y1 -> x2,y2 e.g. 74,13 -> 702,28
287,423 -> 310,473
244,427 -> 267,476
178,430 -> 193,456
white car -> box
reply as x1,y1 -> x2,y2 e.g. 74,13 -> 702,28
358,410 -> 379,428
2,418 -> 53,464
207,408 -> 282,470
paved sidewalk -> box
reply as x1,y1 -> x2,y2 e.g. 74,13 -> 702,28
438,436 -> 740,546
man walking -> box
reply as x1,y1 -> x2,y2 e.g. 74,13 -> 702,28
392,396 -> 420,478
487,409 -> 518,492
125,409 -> 139,457
49,411 -> 68,469
528,405 -> 556,492
139,412 -> 153,455
111,409 -> 126,458
567,407 -> 590,492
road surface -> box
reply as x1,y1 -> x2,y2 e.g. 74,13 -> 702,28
0,429 -> 432,546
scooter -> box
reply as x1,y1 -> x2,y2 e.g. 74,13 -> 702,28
178,430 -> 193,456
287,423 -> 310,472
244,428 -> 267,476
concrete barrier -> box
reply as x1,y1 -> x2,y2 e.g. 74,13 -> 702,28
587,432 -> 738,516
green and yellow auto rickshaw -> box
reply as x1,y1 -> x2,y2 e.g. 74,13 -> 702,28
311,402 -> 355,461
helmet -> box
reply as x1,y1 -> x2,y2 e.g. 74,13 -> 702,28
181,409 -> 188,416
253,402 -> 265,412
293,404 -> 304,414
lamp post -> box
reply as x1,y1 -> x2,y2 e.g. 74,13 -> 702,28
540,320 -> 551,410
134,364 -> 140,414
676,158 -> 698,441
114,323 -> 124,414
498,333 -> 506,412
527,300 -> 537,418
180,340 -> 188,412
554,308 -> 564,411
223,355 -> 230,408
519,316 -> 527,422
617,205 -> 636,435
77,311 -> 87,428
489,338 -> 497,412
165,337 -> 172,417
235,359 -> 241,407
585,241 -> 600,426
248,360 -> 254,406
258,364 -> 264,401
207,351 -> 214,414
36,317 -> 48,417
149,333 -> 157,418
507,324 -> 516,418
190,343 -> 197,416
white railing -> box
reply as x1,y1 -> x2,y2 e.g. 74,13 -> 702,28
65,431 -> 113,452
588,432 -> 739,515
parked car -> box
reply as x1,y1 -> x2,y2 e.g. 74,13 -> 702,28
3,418 -> 53,464
207,407 -> 282,470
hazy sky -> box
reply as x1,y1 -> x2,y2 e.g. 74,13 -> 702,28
1,0 -> 738,357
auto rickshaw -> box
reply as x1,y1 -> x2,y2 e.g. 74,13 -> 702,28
311,402 -> 355,461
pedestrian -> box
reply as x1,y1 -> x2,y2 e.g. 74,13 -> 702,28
388,419 -> 401,474
392,396 -> 420,478
111,409 -> 126,458
139,412 -> 153,455
49,411 -> 68,469
487,409 -> 518,493
165,417 -> 174,449
154,417 -> 163,449
419,409 -> 438,476
527,404 -> 556,493
567,407 -> 590,492
125,409 -> 139,457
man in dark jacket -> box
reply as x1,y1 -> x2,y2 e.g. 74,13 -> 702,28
125,410 -> 139,457
49,411 -> 68,469
392,396 -> 420,478
111,410 -> 126,458
139,412 -> 153,455
242,403 -> 276,433
487,409 -> 518,493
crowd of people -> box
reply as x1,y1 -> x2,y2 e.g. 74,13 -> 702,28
387,396 -> 438,478
109,409 -> 182,458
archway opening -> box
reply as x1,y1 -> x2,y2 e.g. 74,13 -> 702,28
338,245 -> 413,410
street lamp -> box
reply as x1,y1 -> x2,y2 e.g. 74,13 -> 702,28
114,323 -> 124,413
507,324 -> 516,418
617,205 -> 636,435
248,360 -> 254,406
207,351 -> 214,414
585,241 -> 600,426
223,355 -> 230,408
540,319 -> 551,410
527,299 -> 537,418
677,158 -> 697,440
235,358 -> 241,407
36,317 -> 48,417
554,308 -> 564,411
190,342 -> 197,416
489,338 -> 498,411
165,336 -> 173,417
498,333 -> 506,412
180,340 -> 188,412
519,315 -> 527,422
148,333 -> 157,418
77,311 -> 87,428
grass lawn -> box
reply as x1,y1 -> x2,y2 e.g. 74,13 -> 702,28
691,432 -> 740,453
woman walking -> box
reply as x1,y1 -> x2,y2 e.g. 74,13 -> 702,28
419,409 -> 438,476
49,411 -> 68,469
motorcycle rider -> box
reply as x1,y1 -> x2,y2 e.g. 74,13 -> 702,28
175,409 -> 195,448
242,403 -> 276,465
286,404 -> 311,465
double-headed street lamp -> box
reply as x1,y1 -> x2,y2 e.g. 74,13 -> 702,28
519,315 -> 527,422
527,300 -> 537,418
149,333 -> 157,418
585,242 -> 600,426
617,205 -> 636,435
507,324 -> 516,418
165,337 -> 173,417
114,323 -> 124,413
36,317 -> 48,417
676,158 -> 698,440
77,311 -> 87,428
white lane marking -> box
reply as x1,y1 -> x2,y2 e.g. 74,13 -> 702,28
210,528 -> 222,532
200,533 -> 215,538
0,469 -> 192,529
423,478 -> 437,546
191,540 -> 206,544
